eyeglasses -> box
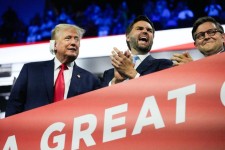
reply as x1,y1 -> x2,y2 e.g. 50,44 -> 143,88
194,29 -> 222,40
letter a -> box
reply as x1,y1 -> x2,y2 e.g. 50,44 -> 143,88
132,96 -> 165,135
3,135 -> 18,150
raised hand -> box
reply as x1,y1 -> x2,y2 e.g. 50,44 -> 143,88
171,51 -> 193,66
111,47 -> 137,79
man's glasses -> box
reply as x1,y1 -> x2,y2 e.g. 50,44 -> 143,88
194,29 -> 223,40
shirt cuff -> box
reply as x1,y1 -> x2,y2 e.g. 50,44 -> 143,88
135,73 -> 140,78
108,81 -> 112,86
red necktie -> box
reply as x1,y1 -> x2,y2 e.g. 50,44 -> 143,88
54,64 -> 67,102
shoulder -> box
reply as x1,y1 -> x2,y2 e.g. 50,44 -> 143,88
156,58 -> 173,64
146,55 -> 173,66
21,60 -> 53,72
155,58 -> 173,69
156,58 -> 173,66
74,65 -> 97,77
103,68 -> 114,74
75,65 -> 90,73
24,60 -> 53,67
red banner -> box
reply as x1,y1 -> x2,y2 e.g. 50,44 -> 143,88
1,53 -> 225,150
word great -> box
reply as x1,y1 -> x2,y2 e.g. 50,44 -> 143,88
4,82 -> 225,150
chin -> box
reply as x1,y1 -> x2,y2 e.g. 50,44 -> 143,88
66,54 -> 77,60
67,52 -> 78,56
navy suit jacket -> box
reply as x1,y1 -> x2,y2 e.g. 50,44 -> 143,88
101,55 -> 173,87
5,59 -> 101,117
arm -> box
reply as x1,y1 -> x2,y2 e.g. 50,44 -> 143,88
5,65 -> 28,117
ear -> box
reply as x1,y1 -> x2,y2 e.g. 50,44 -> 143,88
193,41 -> 197,47
126,34 -> 130,42
54,40 -> 57,49
222,33 -> 225,42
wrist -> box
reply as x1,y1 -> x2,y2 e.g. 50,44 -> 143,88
112,77 -> 125,84
127,70 -> 137,79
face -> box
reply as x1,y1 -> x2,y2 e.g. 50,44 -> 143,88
194,22 -> 225,56
126,21 -> 154,55
54,27 -> 81,63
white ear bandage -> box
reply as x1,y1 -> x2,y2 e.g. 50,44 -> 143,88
49,40 -> 55,54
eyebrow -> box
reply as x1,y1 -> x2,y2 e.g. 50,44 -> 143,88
135,26 -> 152,30
196,28 -> 217,33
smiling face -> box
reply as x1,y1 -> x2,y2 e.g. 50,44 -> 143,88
126,21 -> 154,55
194,22 -> 225,56
54,27 -> 81,63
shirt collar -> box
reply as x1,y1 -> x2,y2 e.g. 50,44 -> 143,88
54,57 -> 74,70
133,53 -> 150,62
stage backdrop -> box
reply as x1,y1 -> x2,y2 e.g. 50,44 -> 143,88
1,53 -> 225,150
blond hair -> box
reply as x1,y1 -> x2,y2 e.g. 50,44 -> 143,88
51,24 -> 85,40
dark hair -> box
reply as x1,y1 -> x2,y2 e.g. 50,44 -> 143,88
126,15 -> 155,49
126,15 -> 155,35
192,16 -> 224,40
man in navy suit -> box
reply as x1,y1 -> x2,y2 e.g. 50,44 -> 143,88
171,16 -> 225,65
5,24 -> 101,117
101,15 -> 173,87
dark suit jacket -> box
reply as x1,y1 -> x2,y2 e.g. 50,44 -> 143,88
101,55 -> 173,87
5,59 -> 101,117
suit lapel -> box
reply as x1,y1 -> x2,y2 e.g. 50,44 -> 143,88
43,59 -> 54,102
67,64 -> 81,97
136,55 -> 155,74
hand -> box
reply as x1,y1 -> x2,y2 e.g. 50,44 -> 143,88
111,47 -> 137,79
171,52 -> 193,66
111,69 -> 126,85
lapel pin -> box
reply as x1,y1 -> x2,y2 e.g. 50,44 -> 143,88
77,74 -> 80,78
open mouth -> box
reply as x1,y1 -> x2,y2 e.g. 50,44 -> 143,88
139,36 -> 148,42
138,37 -> 148,44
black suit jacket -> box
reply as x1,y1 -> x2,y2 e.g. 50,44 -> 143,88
101,55 -> 173,87
5,59 -> 101,117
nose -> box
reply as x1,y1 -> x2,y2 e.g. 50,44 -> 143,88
142,29 -> 148,34
70,38 -> 80,46
71,38 -> 78,43
204,32 -> 211,39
